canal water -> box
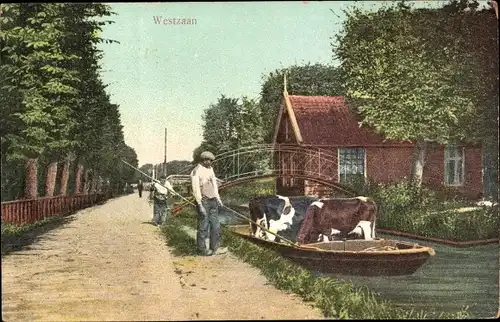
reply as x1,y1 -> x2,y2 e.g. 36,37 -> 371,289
327,234 -> 499,318
218,208 -> 499,318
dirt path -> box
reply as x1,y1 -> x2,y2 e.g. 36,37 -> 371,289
1,194 -> 323,321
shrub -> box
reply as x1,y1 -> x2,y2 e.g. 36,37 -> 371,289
344,178 -> 499,242
342,173 -> 378,197
373,180 -> 438,210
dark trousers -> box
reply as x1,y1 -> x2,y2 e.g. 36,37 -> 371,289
153,200 -> 169,225
138,189 -> 143,197
196,197 -> 220,252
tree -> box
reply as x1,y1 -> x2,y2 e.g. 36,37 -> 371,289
440,0 -> 499,199
259,63 -> 346,142
332,0 -> 484,186
201,95 -> 241,154
55,3 -> 118,196
194,95 -> 265,178
165,160 -> 193,176
236,97 -> 265,147
1,4 -> 76,198
0,3 -> 134,200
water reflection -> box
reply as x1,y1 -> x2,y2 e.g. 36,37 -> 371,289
316,234 -> 499,318
219,207 -> 248,225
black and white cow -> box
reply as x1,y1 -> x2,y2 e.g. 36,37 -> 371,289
248,195 -> 317,242
248,195 -> 377,244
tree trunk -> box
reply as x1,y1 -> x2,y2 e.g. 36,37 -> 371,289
410,141 -> 428,187
24,158 -> 38,199
90,174 -> 98,193
74,164 -> 84,194
44,161 -> 58,197
59,158 -> 71,196
83,169 -> 91,194
95,176 -> 103,193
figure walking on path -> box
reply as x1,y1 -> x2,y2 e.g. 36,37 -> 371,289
149,175 -> 174,226
191,151 -> 227,256
138,179 -> 144,198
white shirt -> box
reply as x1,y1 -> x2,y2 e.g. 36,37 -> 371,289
153,180 -> 174,195
190,164 -> 220,204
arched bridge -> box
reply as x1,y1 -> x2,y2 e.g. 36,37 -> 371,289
172,144 -> 360,198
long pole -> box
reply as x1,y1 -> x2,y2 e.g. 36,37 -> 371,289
121,159 -> 297,246
164,127 -> 167,177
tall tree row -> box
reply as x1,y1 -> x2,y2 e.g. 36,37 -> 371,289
0,3 -> 138,201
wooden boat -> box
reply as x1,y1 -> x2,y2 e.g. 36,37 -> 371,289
226,224 -> 436,276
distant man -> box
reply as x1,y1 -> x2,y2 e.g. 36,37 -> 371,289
138,179 -> 144,198
191,151 -> 227,256
149,175 -> 174,226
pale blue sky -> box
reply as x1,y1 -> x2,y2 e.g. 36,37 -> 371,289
97,1 -> 468,166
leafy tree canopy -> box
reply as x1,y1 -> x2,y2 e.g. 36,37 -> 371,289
332,0 -> 498,145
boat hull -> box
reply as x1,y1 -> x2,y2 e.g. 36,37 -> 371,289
227,225 -> 434,276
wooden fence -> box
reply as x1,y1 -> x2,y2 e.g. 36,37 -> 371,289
1,193 -> 109,226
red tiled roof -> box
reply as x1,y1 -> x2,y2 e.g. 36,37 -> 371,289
287,95 -> 411,146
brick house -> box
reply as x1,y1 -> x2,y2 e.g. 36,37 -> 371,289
272,89 -> 484,200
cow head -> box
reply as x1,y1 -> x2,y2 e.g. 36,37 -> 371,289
265,196 -> 299,242
250,195 -> 317,243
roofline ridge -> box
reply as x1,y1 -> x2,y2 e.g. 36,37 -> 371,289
288,94 -> 345,99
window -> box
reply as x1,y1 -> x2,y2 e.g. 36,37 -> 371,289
444,145 -> 464,186
338,148 -> 365,184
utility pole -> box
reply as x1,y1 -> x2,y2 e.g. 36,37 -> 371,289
163,127 -> 167,177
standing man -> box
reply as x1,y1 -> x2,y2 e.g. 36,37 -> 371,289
138,179 -> 144,198
191,151 -> 227,256
149,175 -> 174,226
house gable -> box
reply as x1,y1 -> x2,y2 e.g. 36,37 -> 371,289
275,111 -> 297,144
272,91 -> 303,145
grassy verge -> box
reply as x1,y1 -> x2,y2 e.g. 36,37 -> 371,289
161,208 -> 470,320
160,210 -> 198,257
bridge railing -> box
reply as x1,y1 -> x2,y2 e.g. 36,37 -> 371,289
1,193 -> 108,226
218,169 -> 358,196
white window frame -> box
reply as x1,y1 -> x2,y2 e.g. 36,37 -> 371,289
444,145 -> 465,186
337,147 -> 366,184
